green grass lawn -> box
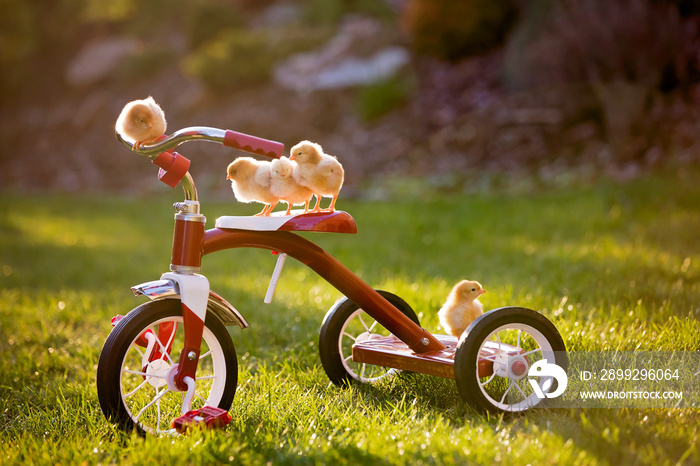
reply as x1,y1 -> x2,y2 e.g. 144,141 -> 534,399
1,167 -> 699,464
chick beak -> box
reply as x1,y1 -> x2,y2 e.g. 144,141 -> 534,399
226,174 -> 232,180
479,289 -> 486,295
289,154 -> 296,161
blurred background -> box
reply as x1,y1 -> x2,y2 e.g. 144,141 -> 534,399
1,0 -> 699,197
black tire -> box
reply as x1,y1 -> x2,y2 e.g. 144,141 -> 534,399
97,299 -> 238,435
454,307 -> 568,414
319,290 -> 420,387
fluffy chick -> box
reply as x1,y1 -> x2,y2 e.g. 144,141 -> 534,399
115,96 -> 167,150
270,156 -> 314,215
226,157 -> 278,216
437,280 -> 486,338
289,140 -> 344,212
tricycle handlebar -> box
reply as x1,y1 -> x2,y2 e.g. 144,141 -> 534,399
115,126 -> 284,160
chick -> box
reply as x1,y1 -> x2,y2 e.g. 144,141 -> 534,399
226,157 -> 279,216
289,140 -> 344,212
270,156 -> 314,215
437,280 -> 486,338
115,96 -> 167,150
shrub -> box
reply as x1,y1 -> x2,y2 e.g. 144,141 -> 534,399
303,0 -> 396,25
186,2 -> 246,49
182,30 -> 274,91
401,0 -> 518,61
516,0 -> 698,90
182,25 -> 333,92
356,76 -> 412,122
508,0 -> 700,160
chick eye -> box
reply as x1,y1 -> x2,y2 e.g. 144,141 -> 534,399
471,288 -> 476,292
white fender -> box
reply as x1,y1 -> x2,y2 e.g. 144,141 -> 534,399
131,278 -> 249,328
161,272 -> 209,322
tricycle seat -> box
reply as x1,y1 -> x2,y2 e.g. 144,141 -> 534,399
215,210 -> 357,234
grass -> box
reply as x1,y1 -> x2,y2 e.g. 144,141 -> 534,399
1,167 -> 699,464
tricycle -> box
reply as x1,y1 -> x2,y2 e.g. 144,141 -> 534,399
97,126 -> 568,435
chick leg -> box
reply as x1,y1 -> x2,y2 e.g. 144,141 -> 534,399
255,202 -> 277,217
285,202 -> 292,215
311,194 -> 323,213
254,205 -> 269,216
325,195 -> 338,212
132,137 -> 160,151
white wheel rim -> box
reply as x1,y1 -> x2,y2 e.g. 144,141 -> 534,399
338,309 -> 400,384
475,323 -> 557,412
118,316 -> 228,435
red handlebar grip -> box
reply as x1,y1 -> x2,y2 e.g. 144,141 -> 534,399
223,130 -> 283,159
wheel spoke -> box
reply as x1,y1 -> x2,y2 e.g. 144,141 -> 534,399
157,331 -> 177,365
499,380 -> 514,404
367,320 -> 378,333
156,398 -> 162,431
479,371 -> 498,387
521,347 -> 543,358
479,354 -> 499,362
516,329 -> 522,350
342,331 -> 357,342
357,315 -> 370,333
135,386 -> 171,422
123,379 -> 150,399
514,380 -> 529,400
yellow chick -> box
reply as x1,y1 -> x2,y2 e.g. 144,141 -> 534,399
226,157 -> 278,216
289,140 -> 344,212
437,280 -> 485,338
115,96 -> 167,150
270,156 -> 314,215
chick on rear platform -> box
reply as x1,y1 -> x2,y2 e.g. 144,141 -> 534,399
438,280 -> 485,338
226,157 -> 278,216
289,140 -> 344,212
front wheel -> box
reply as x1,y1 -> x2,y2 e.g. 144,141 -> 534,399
319,290 -> 420,387
454,307 -> 568,414
96,299 -> 238,435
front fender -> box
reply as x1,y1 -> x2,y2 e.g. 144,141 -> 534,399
131,279 -> 249,328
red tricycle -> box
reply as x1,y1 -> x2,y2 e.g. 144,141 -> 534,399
97,126 -> 568,435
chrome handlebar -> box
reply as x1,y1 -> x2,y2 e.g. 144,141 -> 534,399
115,126 -> 285,160
115,126 -> 232,159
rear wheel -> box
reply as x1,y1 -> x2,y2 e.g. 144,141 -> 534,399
319,290 -> 420,387
96,299 -> 238,435
454,307 -> 568,414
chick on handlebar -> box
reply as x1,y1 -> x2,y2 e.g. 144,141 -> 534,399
115,96 -> 284,160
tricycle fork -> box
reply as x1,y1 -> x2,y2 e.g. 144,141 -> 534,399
160,199 -> 211,393
160,272 -> 210,392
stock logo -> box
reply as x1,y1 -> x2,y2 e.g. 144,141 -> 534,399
528,360 -> 568,399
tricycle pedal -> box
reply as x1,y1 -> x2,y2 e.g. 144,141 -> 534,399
172,406 -> 232,434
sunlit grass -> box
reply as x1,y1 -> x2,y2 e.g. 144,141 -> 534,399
1,168 -> 699,464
